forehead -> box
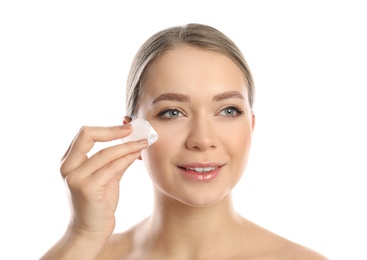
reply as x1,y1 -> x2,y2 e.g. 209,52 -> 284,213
142,45 -> 249,98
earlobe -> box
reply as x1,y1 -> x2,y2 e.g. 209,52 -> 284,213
251,112 -> 256,132
123,116 -> 133,125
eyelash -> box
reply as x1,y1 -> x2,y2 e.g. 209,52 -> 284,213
156,106 -> 244,119
156,108 -> 184,120
219,106 -> 244,117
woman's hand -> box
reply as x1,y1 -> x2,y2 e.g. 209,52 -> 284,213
41,124 -> 148,259
60,124 -> 148,241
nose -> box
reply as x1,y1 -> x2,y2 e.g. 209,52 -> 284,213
186,118 -> 217,151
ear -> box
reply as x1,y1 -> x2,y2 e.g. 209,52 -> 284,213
123,116 -> 132,125
251,111 -> 255,132
123,116 -> 143,160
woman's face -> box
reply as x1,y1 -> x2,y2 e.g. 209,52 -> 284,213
136,45 -> 255,207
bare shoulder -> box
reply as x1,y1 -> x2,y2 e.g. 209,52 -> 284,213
96,231 -> 133,260
238,218 -> 328,259
275,240 -> 329,260
96,218 -> 148,260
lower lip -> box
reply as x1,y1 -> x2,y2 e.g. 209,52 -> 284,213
178,167 -> 221,182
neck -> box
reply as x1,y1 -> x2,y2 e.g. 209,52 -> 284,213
141,189 -> 243,256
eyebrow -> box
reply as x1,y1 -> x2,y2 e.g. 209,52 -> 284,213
212,90 -> 245,102
151,93 -> 191,105
151,90 -> 245,105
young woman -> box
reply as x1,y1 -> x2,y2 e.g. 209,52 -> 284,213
41,23 -> 327,259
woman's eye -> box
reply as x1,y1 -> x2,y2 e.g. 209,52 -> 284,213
219,106 -> 243,117
157,109 -> 182,118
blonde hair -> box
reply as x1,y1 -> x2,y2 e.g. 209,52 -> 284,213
126,23 -> 254,118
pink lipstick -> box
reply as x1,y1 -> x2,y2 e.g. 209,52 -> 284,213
178,163 -> 223,182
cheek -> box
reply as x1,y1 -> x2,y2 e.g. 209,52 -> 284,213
155,125 -> 181,147
148,123 -> 186,152
234,129 -> 252,150
221,122 -> 252,165
220,119 -> 252,142
141,126 -> 182,172
141,145 -> 161,183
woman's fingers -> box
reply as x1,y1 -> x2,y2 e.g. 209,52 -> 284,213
60,124 -> 132,177
72,139 -> 148,179
92,151 -> 142,186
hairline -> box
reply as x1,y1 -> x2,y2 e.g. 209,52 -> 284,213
126,24 -> 255,118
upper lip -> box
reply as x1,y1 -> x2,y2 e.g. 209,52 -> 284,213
178,163 -> 224,169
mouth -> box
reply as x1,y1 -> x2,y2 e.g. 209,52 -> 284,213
177,164 -> 223,181
179,166 -> 219,173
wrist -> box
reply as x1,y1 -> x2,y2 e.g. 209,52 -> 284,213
67,216 -> 115,241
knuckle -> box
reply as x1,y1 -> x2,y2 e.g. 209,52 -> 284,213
59,125 -> 92,179
108,125 -> 121,138
64,174 -> 79,190
65,173 -> 86,192
60,162 -> 69,178
94,148 -> 108,163
108,126 -> 115,134
65,175 -> 93,199
78,125 -> 92,139
126,140 -> 140,150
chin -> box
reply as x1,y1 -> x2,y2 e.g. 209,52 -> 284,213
169,188 -> 231,208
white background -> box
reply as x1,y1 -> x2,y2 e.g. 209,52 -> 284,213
1,1 -> 366,259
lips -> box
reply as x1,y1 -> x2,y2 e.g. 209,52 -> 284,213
178,163 -> 223,181
183,166 -> 218,173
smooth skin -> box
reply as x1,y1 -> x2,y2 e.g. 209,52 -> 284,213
41,46 -> 327,259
